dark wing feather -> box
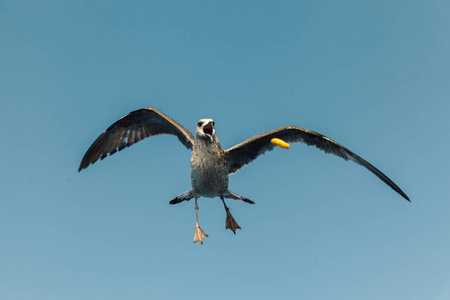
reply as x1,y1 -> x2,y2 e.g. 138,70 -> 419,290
79,107 -> 194,171
226,126 -> 409,201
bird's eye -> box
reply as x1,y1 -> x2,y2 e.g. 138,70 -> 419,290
212,121 -> 215,126
197,122 -> 203,127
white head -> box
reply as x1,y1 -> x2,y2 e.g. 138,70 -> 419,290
196,118 -> 216,141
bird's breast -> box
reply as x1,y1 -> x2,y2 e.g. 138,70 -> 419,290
190,142 -> 228,197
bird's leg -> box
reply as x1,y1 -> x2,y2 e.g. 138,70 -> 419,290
220,195 -> 241,234
194,196 -> 208,244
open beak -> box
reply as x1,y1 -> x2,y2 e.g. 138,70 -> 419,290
203,123 -> 213,136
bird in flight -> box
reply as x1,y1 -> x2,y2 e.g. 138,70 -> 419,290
79,107 -> 409,244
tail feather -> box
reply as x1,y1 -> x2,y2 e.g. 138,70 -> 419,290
169,189 -> 194,205
224,190 -> 255,204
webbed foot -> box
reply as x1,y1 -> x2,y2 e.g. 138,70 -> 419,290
225,209 -> 241,234
194,222 -> 208,244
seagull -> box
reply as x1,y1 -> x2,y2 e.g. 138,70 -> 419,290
79,107 -> 409,243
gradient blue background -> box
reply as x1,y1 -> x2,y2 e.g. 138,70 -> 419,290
1,1 -> 449,299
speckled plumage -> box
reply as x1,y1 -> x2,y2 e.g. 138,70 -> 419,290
191,136 -> 228,198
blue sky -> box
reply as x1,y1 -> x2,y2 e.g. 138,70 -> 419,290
1,1 -> 449,299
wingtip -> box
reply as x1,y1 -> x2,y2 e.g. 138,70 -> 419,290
399,191 -> 410,202
78,163 -> 87,172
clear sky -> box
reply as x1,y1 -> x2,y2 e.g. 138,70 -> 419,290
1,1 -> 449,299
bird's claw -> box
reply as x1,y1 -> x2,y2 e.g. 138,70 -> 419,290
225,209 -> 241,234
194,222 -> 208,244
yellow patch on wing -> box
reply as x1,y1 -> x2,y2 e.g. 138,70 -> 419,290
271,138 -> 290,149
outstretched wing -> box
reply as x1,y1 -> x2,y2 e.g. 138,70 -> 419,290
79,107 -> 195,171
226,126 -> 409,201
